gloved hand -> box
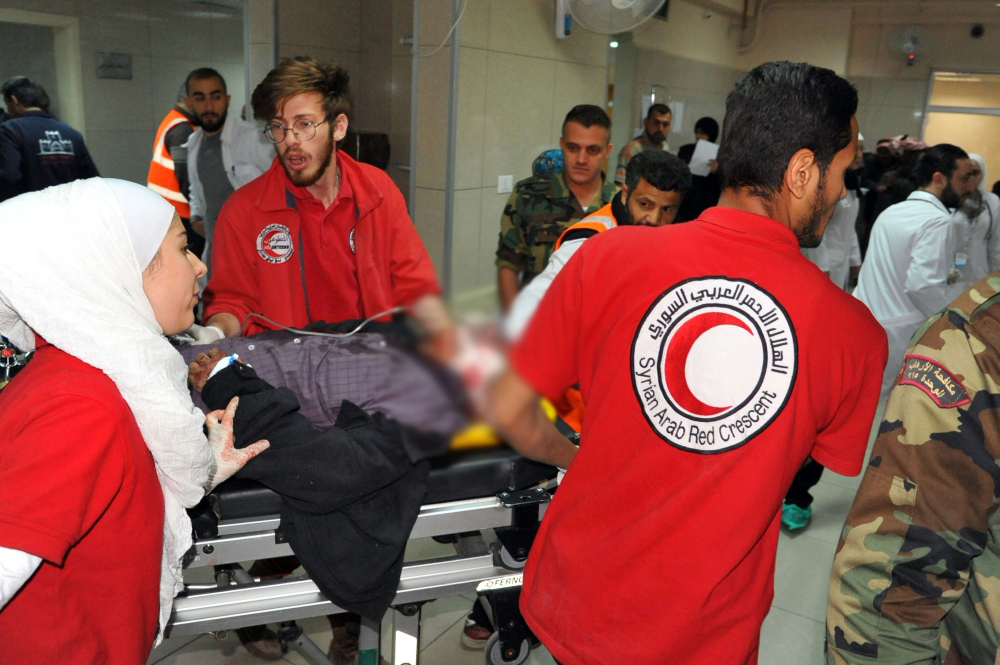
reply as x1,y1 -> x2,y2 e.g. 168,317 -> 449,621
450,326 -> 506,418
186,324 -> 225,345
204,396 -> 269,490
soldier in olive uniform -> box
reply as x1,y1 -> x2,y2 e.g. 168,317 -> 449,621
495,104 -> 616,312
827,272 -> 1000,664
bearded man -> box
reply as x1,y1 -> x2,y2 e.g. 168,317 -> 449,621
193,57 -> 452,354
189,56 -> 453,663
854,143 -> 977,397
183,68 -> 274,271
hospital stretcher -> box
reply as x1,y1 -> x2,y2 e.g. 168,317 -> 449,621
168,442 -> 565,665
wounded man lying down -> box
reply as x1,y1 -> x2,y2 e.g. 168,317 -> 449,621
187,349 -> 450,620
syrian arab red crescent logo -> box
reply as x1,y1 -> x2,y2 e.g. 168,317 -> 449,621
256,224 -> 293,264
631,277 -> 797,453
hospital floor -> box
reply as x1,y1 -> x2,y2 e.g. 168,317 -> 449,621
148,408 -> 883,665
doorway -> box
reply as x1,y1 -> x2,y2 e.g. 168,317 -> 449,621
923,70 -> 1000,189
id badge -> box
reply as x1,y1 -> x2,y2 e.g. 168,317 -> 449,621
955,252 -> 968,270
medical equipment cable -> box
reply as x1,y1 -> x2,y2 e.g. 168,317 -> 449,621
238,307 -> 407,338
417,0 -> 468,58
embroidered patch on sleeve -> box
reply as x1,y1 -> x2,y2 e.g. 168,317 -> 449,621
899,354 -> 971,408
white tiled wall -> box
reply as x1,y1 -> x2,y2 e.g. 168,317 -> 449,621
0,0 -> 246,183
631,49 -> 745,148
278,0 -> 410,202
416,0 -> 610,307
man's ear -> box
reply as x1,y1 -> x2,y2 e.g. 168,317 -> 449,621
932,171 -> 947,189
784,148 -> 818,200
619,183 -> 629,204
333,113 -> 349,142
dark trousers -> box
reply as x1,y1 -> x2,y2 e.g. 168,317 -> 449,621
784,458 -> 825,508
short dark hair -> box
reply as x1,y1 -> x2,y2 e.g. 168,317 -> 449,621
646,103 -> 671,119
252,56 -> 351,123
694,117 -> 719,143
625,150 -> 691,195
914,144 -> 967,187
562,104 -> 611,135
717,61 -> 858,200
185,68 -> 227,96
1,76 -> 46,108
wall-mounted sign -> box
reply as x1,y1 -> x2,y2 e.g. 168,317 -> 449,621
97,52 -> 132,80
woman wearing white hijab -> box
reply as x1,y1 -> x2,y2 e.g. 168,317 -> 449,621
950,153 -> 1000,295
0,178 -> 268,664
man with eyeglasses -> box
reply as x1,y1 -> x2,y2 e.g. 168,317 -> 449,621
188,55 -> 449,664
183,67 -> 273,272
191,56 -> 449,354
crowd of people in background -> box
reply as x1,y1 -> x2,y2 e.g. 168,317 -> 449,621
6,53 -> 1000,665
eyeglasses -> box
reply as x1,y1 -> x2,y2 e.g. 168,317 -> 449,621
264,118 -> 329,143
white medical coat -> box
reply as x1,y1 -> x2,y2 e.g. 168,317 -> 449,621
854,190 -> 958,397
802,189 -> 861,291
187,114 -> 274,265
949,191 -> 1000,295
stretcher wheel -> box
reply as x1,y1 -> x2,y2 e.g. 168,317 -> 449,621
485,632 -> 530,665
494,542 -> 527,570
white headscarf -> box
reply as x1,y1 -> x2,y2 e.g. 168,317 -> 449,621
969,153 -> 989,196
0,178 -> 212,642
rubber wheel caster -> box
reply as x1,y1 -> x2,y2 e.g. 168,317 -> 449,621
484,632 -> 530,665
493,541 -> 527,570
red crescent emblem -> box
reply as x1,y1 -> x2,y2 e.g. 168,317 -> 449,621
262,231 -> 283,258
664,312 -> 753,416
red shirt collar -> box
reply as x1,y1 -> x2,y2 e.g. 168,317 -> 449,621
697,206 -> 801,252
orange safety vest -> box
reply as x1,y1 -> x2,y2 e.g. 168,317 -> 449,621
554,202 -> 618,251
147,108 -> 193,219
552,202 -> 620,432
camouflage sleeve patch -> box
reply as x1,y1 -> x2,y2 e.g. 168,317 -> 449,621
898,354 -> 971,407
826,306 -> 1000,665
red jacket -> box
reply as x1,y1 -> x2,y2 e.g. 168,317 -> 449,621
203,153 -> 441,336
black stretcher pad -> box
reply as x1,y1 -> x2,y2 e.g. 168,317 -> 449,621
188,447 -> 556,538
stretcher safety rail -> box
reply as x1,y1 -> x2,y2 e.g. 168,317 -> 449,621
166,444 -> 563,665
169,492 -> 549,637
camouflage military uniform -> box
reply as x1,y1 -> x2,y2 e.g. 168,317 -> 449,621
614,133 -> 668,184
495,170 -> 615,284
827,273 -> 1000,665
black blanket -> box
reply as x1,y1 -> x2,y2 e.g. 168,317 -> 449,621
202,360 -> 447,620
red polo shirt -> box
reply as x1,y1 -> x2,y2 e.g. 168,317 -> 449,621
512,207 -> 887,665
0,340 -> 164,665
203,153 -> 441,335
287,167 -> 363,323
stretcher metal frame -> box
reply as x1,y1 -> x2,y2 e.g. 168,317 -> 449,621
166,479 -> 555,665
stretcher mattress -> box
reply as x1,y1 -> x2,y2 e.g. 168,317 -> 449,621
189,446 -> 556,538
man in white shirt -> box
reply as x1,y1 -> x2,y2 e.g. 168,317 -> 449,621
184,68 -> 273,270
950,152 -> 1000,293
803,134 -> 863,291
854,143 -> 977,396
